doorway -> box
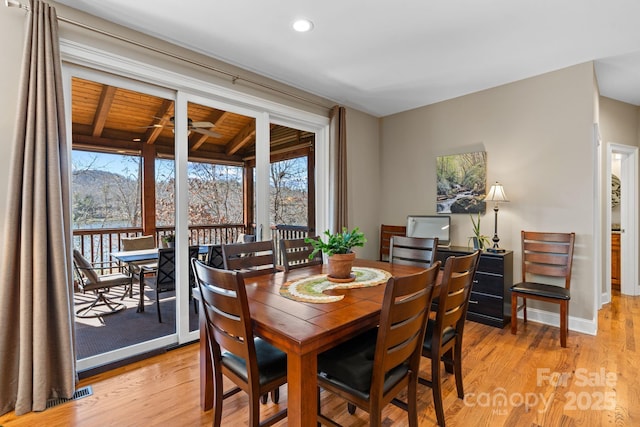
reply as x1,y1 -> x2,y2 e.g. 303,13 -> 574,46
605,143 -> 639,301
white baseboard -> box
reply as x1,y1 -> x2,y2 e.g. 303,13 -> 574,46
600,291 -> 611,306
515,307 -> 597,336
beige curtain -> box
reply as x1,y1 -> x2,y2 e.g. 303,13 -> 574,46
330,105 -> 348,231
0,0 -> 75,416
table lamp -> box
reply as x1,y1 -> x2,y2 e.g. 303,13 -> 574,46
484,182 -> 509,253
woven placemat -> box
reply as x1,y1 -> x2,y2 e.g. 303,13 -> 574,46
279,267 -> 392,303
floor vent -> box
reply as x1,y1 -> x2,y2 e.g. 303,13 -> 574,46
45,386 -> 93,409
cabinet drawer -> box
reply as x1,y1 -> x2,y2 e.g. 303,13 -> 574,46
472,272 -> 504,296
467,292 -> 503,319
477,256 -> 504,275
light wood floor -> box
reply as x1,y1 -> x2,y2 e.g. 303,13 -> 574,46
1,291 -> 638,426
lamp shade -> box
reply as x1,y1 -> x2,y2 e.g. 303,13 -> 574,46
485,182 -> 509,203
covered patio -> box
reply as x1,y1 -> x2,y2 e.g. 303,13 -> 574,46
70,76 -> 317,368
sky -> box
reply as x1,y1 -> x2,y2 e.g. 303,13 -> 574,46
72,150 -> 140,178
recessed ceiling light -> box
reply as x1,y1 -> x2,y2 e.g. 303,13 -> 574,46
132,138 -> 141,142
292,19 -> 313,33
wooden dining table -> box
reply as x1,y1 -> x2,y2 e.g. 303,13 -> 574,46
196,258 -> 435,426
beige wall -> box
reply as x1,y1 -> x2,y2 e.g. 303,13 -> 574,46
378,63 -> 597,328
599,97 -> 639,146
345,108 -> 381,260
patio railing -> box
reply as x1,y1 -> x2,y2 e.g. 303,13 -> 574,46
73,224 -> 246,267
73,223 -> 311,270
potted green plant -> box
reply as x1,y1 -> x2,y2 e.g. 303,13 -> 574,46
162,234 -> 175,248
469,213 -> 491,250
306,227 -> 366,281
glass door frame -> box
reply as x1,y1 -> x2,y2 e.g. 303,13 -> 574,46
63,65 -> 179,371
61,39 -> 331,371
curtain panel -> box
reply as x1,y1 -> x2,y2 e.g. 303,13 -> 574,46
0,0 -> 75,416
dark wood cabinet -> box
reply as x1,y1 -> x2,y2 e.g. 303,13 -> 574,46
611,233 -> 621,290
435,246 -> 513,328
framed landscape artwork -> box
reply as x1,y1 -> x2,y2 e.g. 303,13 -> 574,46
436,151 -> 487,214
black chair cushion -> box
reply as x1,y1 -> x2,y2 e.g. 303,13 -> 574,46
422,318 -> 456,354
222,337 -> 287,386
511,282 -> 570,300
317,328 -> 409,400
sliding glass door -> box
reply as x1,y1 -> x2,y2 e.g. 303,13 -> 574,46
63,44 -> 331,372
67,69 -> 179,371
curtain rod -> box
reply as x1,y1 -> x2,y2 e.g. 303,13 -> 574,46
5,0 -> 332,111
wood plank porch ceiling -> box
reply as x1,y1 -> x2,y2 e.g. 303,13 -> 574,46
71,77 -> 315,165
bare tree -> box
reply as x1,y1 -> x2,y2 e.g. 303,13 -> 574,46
270,158 -> 308,226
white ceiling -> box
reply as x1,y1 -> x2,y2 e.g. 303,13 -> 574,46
55,0 -> 640,117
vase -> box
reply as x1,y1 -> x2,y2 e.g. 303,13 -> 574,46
327,252 -> 356,282
471,237 -> 482,251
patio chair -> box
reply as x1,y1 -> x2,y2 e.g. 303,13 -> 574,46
120,234 -> 157,295
205,244 -> 224,269
141,246 -> 200,322
72,249 -> 130,318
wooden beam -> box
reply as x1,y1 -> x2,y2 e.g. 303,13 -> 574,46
192,111 -> 229,151
73,134 -> 142,153
190,133 -> 209,152
92,86 -> 116,137
144,100 -> 174,145
225,120 -> 256,156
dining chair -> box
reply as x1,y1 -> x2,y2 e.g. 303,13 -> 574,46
280,236 -> 323,272
222,240 -> 277,278
191,259 -> 288,427
379,224 -> 407,261
316,262 -> 440,427
72,249 -> 130,318
141,246 -> 200,322
389,235 -> 439,269
510,231 -> 575,347
419,250 -> 480,427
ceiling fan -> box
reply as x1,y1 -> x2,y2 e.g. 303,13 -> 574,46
143,116 -> 222,138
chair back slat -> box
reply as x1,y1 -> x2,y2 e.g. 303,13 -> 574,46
524,252 -> 571,266
222,240 -> 277,278
389,236 -> 438,269
280,237 -> 323,272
